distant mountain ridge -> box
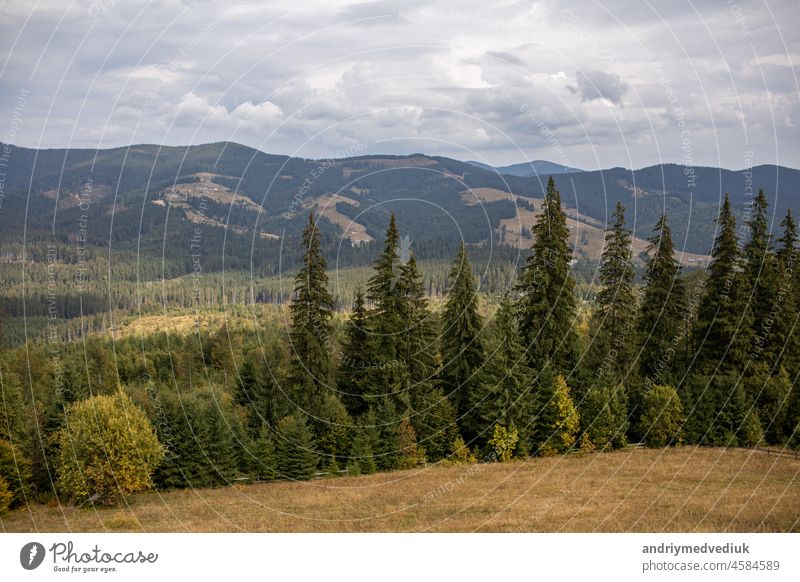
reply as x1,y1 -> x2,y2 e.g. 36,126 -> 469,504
465,159 -> 584,176
1,141 -> 798,277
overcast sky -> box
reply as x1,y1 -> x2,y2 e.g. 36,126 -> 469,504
1,0 -> 797,169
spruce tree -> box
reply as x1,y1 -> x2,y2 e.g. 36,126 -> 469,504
235,351 -> 290,437
636,214 -> 687,385
771,209 -> 799,375
275,414 -> 319,481
517,176 -> 578,376
347,428 -> 377,475
409,387 -> 458,462
252,424 -> 277,481
440,242 -> 485,423
337,290 -> 371,416
694,195 -> 752,374
470,296 -> 534,451
372,396 -> 402,471
398,254 -> 439,386
586,201 -> 637,383
288,213 -> 335,409
744,189 -> 777,367
365,214 -> 411,411
530,372 -> 580,455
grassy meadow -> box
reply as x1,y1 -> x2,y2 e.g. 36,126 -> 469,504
3,447 -> 798,533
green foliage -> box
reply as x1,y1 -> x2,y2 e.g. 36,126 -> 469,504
580,384 -> 628,451
532,373 -> 580,456
517,177 -> 578,375
694,195 -> 753,373
440,243 -> 485,422
447,435 -> 478,465
338,290 -> 371,416
683,375 -> 763,447
251,425 -> 277,482
288,213 -> 336,408
488,424 -> 518,462
410,387 -> 458,462
364,214 -> 412,411
470,296 -> 533,450
743,189 -> 778,366
0,475 -> 12,513
347,428 -> 377,475
275,414 -> 319,481
638,385 -> 684,448
396,417 -> 425,469
636,214 -> 687,385
54,391 -> 164,504
372,396 -> 402,471
586,202 -> 637,385
0,439 -> 32,507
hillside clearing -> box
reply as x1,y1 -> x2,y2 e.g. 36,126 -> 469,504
3,447 -> 798,533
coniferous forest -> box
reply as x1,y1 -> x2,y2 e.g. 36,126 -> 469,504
1,175 -> 799,510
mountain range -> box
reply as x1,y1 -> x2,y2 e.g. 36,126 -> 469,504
1,141 -> 798,279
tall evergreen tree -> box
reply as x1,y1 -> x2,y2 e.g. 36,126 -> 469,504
288,213 -> 335,409
636,214 -> 687,385
694,195 -> 752,374
439,242 -> 485,424
586,201 -> 637,383
470,296 -> 534,451
337,290 -> 371,416
744,189 -> 777,367
770,209 -> 799,374
234,350 -> 290,437
398,254 -> 439,386
365,214 -> 411,411
275,414 -> 319,481
517,176 -> 578,375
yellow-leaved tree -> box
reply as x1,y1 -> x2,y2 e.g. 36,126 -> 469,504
54,391 -> 164,504
535,374 -> 580,456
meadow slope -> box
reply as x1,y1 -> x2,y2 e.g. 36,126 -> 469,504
3,447 -> 799,533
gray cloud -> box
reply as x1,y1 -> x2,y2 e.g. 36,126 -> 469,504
573,70 -> 629,104
0,0 -> 797,170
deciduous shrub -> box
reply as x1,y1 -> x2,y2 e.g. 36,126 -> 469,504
0,439 -> 32,508
54,391 -> 164,504
488,424 -> 518,462
638,385 -> 684,448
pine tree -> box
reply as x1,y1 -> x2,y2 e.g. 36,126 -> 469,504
694,195 -> 753,374
275,414 -> 319,481
440,242 -> 485,423
517,176 -> 578,376
586,201 -> 637,383
636,214 -> 687,385
338,290 -> 371,416
470,296 -> 534,451
288,213 -> 335,409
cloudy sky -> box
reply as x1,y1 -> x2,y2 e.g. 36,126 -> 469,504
1,0 -> 797,169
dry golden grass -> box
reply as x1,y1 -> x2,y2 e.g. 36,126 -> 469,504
3,447 -> 798,533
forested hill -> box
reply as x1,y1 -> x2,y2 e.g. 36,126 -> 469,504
1,141 -> 797,278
